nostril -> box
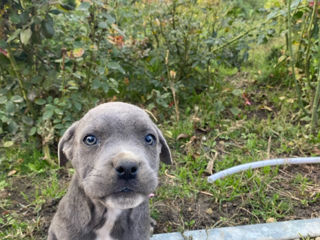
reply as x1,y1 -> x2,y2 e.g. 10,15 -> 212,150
131,166 -> 137,175
116,166 -> 125,176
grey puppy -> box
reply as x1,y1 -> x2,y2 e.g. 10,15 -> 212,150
48,102 -> 172,240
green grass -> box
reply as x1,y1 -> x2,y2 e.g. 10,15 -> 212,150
1,85 -> 320,238
2,74 -> 320,238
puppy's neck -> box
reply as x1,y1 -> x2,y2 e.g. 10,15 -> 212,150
95,207 -> 122,240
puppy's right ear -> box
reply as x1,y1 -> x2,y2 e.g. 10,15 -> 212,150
58,121 -> 79,167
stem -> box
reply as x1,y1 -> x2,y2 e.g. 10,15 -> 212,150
7,47 -> 35,116
169,80 -> 179,122
311,32 -> 320,134
296,13 -> 309,66
171,0 -> 181,57
149,18 -> 160,48
165,51 -> 179,122
304,0 -> 318,89
42,143 -> 55,166
287,0 -> 305,113
211,26 -> 256,54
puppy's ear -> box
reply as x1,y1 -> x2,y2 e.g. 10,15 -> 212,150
156,127 -> 172,165
58,121 -> 79,167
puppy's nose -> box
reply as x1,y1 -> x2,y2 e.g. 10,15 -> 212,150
115,162 -> 138,180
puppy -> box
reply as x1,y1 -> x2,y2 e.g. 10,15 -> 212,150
48,102 -> 172,240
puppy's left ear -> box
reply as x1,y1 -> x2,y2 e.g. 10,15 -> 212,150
58,121 -> 79,167
156,127 -> 172,164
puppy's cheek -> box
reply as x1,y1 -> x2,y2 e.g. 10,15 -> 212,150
82,179 -> 110,199
138,168 -> 158,193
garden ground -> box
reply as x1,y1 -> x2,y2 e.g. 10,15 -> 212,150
1,71 -> 320,240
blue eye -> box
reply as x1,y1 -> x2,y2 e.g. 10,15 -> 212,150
83,135 -> 97,146
145,134 -> 156,145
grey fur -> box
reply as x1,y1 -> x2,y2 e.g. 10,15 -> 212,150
48,102 -> 172,240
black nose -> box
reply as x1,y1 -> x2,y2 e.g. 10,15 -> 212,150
115,162 -> 139,180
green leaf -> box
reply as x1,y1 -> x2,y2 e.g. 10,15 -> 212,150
11,95 -> 24,103
54,108 -> 63,115
74,102 -> 82,111
42,15 -> 55,38
43,106 -> 54,120
22,116 -> 34,126
107,62 -> 125,74
267,10 -> 278,21
43,111 -> 54,120
102,84 -> 109,94
78,2 -> 91,10
0,96 -> 7,104
8,121 -> 18,134
3,141 -> 14,148
5,102 -> 15,115
98,22 -> 108,29
35,99 -> 46,105
29,127 -> 37,136
106,15 -> 115,25
20,28 -> 32,45
59,0 -> 77,10
230,107 -> 241,116
7,29 -> 21,43
0,40 -> 7,49
54,124 -> 65,129
232,89 -> 242,96
10,12 -> 21,24
92,79 -> 101,90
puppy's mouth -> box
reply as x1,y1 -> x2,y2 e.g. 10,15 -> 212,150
118,187 -> 133,193
99,187 -> 140,200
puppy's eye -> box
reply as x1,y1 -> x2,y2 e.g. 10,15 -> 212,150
145,134 -> 156,145
83,135 -> 97,146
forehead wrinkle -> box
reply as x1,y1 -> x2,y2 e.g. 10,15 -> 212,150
78,115 -> 105,134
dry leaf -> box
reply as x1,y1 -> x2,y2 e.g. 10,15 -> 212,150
312,147 -> 320,155
266,218 -> 276,223
67,48 -> 85,58
177,133 -> 189,140
261,105 -> 273,111
8,170 -> 17,176
205,208 -> 213,215
192,116 -> 201,123
186,136 -> 197,145
205,151 -> 218,175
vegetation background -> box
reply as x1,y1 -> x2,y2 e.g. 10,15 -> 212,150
1,0 -> 320,239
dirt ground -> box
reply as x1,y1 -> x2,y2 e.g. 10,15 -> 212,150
153,165 -> 320,233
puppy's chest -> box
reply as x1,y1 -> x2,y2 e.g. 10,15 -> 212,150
95,208 -> 122,240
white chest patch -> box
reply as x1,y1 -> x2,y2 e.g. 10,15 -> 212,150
95,208 -> 122,240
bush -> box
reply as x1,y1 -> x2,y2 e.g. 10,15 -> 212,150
2,0 -> 319,161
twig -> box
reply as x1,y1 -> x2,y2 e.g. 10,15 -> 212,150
165,50 -> 180,121
239,207 -> 260,223
267,136 -> 272,159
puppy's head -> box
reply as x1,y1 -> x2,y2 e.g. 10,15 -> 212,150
58,102 -> 171,209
